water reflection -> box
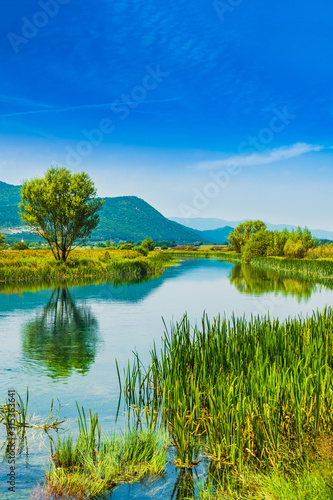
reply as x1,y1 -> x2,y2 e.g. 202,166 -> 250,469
21,287 -> 100,378
229,264 -> 317,300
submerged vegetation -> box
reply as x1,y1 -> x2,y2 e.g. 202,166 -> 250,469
0,247 -> 173,283
121,308 -> 333,496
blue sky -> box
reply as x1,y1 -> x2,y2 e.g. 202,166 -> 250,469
1,0 -> 333,229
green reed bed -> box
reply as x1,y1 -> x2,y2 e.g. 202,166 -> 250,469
251,256 -> 333,279
122,308 -> 333,473
0,249 -> 174,283
169,249 -> 242,264
196,460 -> 333,500
46,404 -> 168,499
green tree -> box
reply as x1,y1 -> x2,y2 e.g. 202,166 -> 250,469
242,230 -> 272,263
141,238 -> 155,251
19,167 -> 104,262
228,220 -> 267,252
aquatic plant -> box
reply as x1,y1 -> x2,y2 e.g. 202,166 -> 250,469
122,308 -> 333,470
47,405 -> 168,499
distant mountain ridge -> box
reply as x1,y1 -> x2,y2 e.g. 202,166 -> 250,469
0,181 -> 204,244
170,217 -> 333,242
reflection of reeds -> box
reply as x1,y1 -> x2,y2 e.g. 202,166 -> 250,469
122,308 -> 333,471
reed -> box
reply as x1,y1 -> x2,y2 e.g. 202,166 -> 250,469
0,387 -> 66,432
122,308 -> 333,471
251,256 -> 333,279
47,405 -> 168,499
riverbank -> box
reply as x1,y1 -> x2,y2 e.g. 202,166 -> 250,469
171,248 -> 333,282
0,248 -> 174,283
251,255 -> 333,279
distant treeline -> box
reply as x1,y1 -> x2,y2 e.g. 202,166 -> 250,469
228,220 -> 333,262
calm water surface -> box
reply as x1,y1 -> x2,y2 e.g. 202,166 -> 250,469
0,258 -> 332,498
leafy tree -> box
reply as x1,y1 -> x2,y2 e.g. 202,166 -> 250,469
242,230 -> 272,263
228,220 -> 267,252
283,227 -> 316,258
19,167 -> 104,262
141,238 -> 155,251
12,241 -> 29,250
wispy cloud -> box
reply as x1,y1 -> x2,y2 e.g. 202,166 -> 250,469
194,143 -> 324,170
0,94 -> 54,109
0,98 -> 181,119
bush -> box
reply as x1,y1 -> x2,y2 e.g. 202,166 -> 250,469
141,239 -> 155,251
12,241 -> 29,250
118,243 -> 134,250
161,245 -> 168,250
135,246 -> 148,256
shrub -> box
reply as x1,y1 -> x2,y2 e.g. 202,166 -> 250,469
118,243 -> 134,250
12,241 -> 29,250
141,238 -> 155,251
135,246 -> 148,256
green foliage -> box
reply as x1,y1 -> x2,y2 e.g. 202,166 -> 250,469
241,226 -> 317,263
283,227 -> 317,258
0,232 -> 5,248
11,241 -> 29,250
141,238 -> 155,251
47,405 -> 168,499
123,308 -> 333,471
118,243 -> 134,250
19,167 -> 104,262
242,230 -> 272,263
161,245 -> 168,250
228,220 -> 267,252
0,248 -> 174,283
135,246 -> 148,256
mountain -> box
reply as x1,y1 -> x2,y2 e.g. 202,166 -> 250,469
170,217 -> 333,241
0,181 -> 22,228
91,196 -> 204,243
0,182 -> 203,244
194,226 -> 233,244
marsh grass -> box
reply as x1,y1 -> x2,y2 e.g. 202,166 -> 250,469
47,405 -> 168,499
252,256 -> 333,279
196,459 -> 333,500
122,308 -> 333,472
0,248 -> 174,283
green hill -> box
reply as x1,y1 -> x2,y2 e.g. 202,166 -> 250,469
0,181 -> 22,227
93,196 -> 204,243
0,182 -> 203,244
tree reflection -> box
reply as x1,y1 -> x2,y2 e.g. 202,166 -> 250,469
229,264 -> 316,301
22,287 -> 100,378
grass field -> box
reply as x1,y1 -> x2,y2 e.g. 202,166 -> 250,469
0,248 -> 174,283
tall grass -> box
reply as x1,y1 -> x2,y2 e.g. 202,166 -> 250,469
0,248 -> 174,283
251,256 -> 333,279
47,405 -> 168,499
122,308 -> 333,471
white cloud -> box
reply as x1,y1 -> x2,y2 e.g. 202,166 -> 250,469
194,143 -> 324,170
